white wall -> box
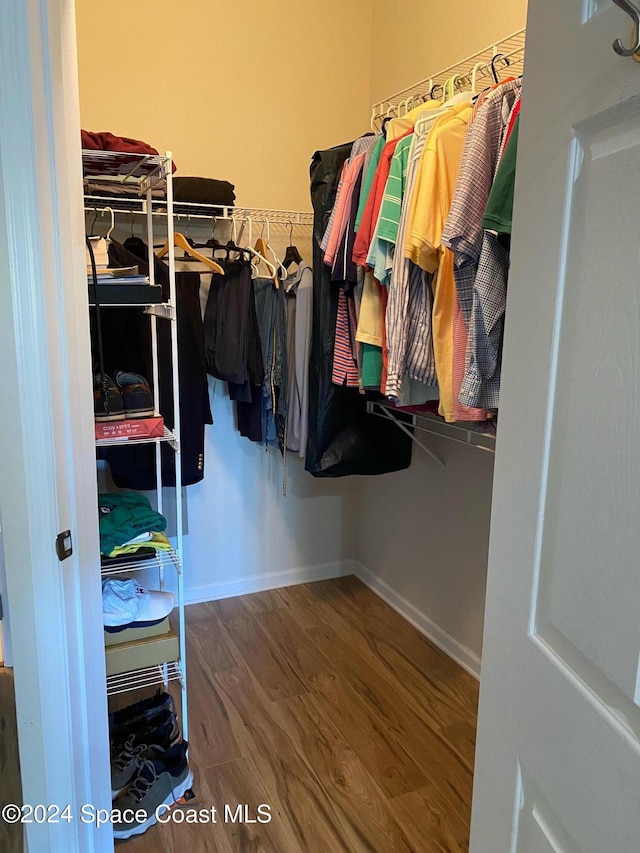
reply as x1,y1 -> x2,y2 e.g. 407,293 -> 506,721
355,439 -> 494,675
182,381 -> 358,602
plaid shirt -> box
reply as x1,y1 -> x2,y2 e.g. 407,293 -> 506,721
458,232 -> 509,410
442,81 -> 520,323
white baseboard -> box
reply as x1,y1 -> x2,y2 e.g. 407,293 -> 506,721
353,560 -> 481,681
184,559 -> 356,606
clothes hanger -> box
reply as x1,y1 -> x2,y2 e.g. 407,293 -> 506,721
261,218 -> 287,281
89,208 -> 99,237
237,216 -> 278,284
282,220 -> 303,270
156,231 -> 224,274
102,207 -> 115,242
490,53 -> 507,84
470,61 -> 486,96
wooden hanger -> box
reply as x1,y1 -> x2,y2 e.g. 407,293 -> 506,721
157,231 -> 224,274
254,236 -> 280,289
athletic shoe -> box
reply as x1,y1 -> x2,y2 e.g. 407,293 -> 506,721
115,371 -> 155,418
111,711 -> 181,798
112,741 -> 193,840
109,690 -> 175,736
94,373 -> 125,422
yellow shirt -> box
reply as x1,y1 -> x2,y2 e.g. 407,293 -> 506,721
386,100 -> 441,142
404,102 -> 473,422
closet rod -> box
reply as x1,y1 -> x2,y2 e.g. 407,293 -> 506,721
371,27 -> 526,121
84,196 -> 314,226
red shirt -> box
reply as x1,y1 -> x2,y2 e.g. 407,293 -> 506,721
352,130 -> 412,268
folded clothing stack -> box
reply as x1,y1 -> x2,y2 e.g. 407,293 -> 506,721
99,492 -> 167,558
109,691 -> 193,840
172,176 -> 236,210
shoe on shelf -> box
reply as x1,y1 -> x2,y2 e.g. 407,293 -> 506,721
111,710 -> 181,798
109,690 -> 176,737
94,373 -> 125,422
112,741 -> 193,840
115,371 -> 155,419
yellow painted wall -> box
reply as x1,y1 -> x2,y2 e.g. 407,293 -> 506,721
76,0 -> 372,211
77,1 -> 528,210
369,0 -> 528,104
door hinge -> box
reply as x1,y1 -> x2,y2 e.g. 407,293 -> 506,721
55,530 -> 73,561
0,593 -> 3,620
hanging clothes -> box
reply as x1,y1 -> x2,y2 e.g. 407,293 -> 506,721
284,262 -> 313,455
306,142 -> 412,477
203,258 -> 264,399
459,114 -> 520,409
253,276 -> 288,450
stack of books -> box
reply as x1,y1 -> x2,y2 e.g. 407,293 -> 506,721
88,265 -> 150,286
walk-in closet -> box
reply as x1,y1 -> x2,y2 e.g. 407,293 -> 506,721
3,0 -> 640,851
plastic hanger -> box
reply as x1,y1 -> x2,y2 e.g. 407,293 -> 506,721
235,216 -> 279,283
90,206 -> 113,241
470,61 -> 486,96
156,231 -> 224,274
260,218 -> 288,281
490,53 -> 508,84
103,207 -> 115,241
282,220 -> 302,270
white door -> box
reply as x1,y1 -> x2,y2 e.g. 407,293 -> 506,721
471,1 -> 640,850
0,1 -> 112,850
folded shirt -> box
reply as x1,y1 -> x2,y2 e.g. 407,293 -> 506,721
107,531 -> 172,558
99,492 -> 167,556
100,546 -> 157,568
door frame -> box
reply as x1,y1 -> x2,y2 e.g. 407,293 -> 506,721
0,1 -> 111,850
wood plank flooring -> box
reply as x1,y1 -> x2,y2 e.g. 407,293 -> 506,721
122,577 -> 479,852
0,667 -> 23,853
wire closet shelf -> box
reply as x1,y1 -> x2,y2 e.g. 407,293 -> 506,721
84,194 -> 314,226
371,28 -> 526,126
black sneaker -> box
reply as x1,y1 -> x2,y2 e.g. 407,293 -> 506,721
112,741 -> 193,840
115,371 -> 155,418
94,373 -> 125,422
111,711 -> 181,798
109,690 -> 175,736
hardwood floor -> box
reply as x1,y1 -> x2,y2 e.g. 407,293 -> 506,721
122,577 -> 479,852
0,667 -> 23,853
